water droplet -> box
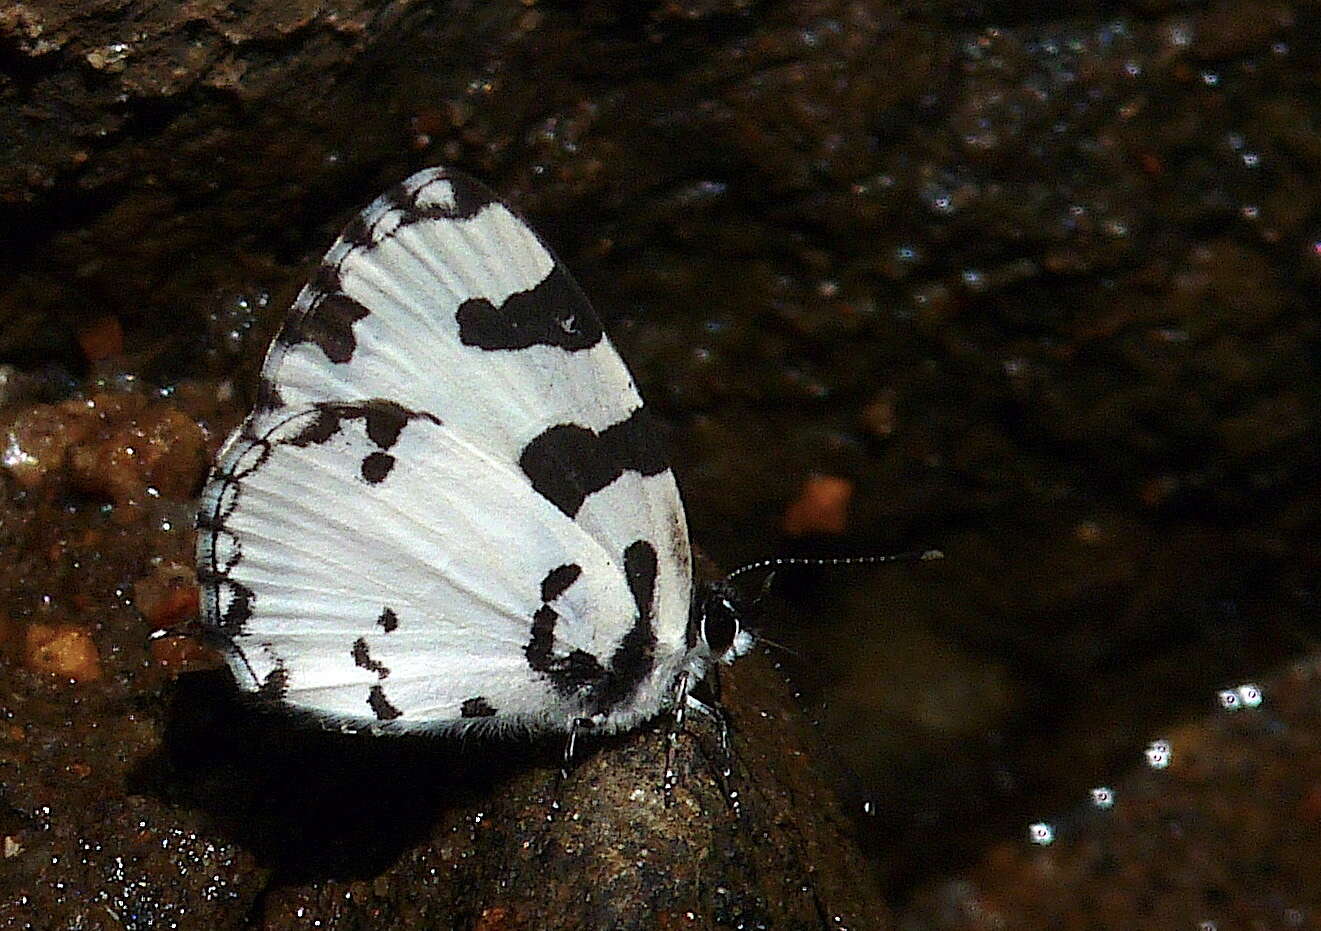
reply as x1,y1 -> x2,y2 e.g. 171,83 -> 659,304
1237,683 -> 1263,708
1144,739 -> 1172,769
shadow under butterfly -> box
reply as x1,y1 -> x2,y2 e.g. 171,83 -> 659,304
131,669 -> 569,882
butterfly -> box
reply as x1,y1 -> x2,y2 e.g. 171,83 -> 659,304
196,167 -> 753,736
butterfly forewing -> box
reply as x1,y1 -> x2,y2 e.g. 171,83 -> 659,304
198,168 -> 694,733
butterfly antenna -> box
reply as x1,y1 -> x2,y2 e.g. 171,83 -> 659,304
749,632 -> 802,659
725,548 -> 944,583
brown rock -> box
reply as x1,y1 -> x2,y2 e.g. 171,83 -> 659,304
783,473 -> 853,536
0,402 -> 97,491
148,635 -> 223,674
66,399 -> 208,508
76,315 -> 124,362
134,561 -> 201,627
23,623 -> 102,682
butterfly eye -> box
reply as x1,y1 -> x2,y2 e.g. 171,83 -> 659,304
701,598 -> 739,656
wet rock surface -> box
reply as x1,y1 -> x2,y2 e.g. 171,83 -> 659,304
902,659 -> 1321,928
3,0 -> 1321,928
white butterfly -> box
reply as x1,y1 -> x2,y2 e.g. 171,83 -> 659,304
196,167 -> 753,736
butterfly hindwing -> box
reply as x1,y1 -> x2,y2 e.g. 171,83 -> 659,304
198,168 -> 695,733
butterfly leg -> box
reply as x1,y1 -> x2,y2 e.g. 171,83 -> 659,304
662,671 -> 695,793
562,716 -> 595,776
664,669 -> 730,793
684,669 -> 730,751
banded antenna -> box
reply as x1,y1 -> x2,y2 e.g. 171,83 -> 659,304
725,549 -> 944,583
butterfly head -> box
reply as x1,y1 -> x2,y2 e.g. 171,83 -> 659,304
691,580 -> 756,666
687,551 -> 946,676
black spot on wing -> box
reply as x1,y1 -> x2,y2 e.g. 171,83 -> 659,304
352,637 -> 389,679
279,290 -> 371,365
257,663 -> 288,701
255,376 -> 284,412
287,400 -> 429,450
591,540 -> 659,713
541,563 -> 583,603
439,172 -> 496,219
399,171 -> 494,222
526,604 -> 555,666
288,407 -> 342,447
339,213 -> 373,248
525,599 -> 606,699
309,263 -> 339,293
197,570 -> 253,635
220,581 -> 254,633
380,181 -> 426,219
283,401 -> 439,485
460,697 -> 496,718
196,404 -> 431,638
522,543 -> 659,716
361,452 -> 395,484
456,264 -> 603,352
368,685 -> 402,721
339,170 -> 494,250
519,407 -> 670,517
526,606 -> 566,682
623,540 -> 659,620
377,607 -> 399,633
360,401 -> 411,448
558,650 -> 608,697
